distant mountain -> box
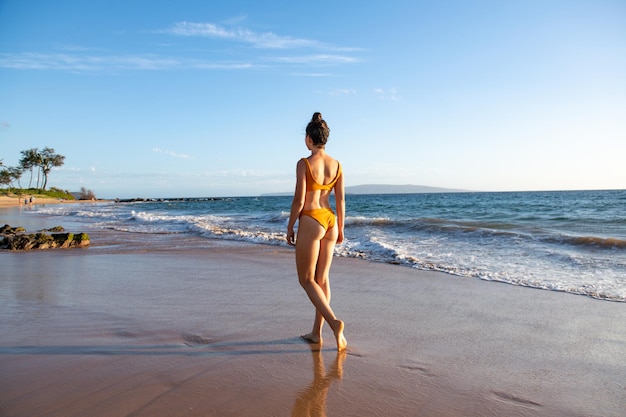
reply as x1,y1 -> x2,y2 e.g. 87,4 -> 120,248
345,184 -> 467,194
262,184 -> 467,196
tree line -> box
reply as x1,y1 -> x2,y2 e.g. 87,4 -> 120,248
0,147 -> 65,191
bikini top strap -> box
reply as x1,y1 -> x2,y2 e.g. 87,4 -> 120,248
301,158 -> 341,191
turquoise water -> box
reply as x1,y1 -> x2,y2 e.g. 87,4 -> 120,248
31,190 -> 626,301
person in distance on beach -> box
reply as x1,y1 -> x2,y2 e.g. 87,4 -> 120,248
287,112 -> 347,351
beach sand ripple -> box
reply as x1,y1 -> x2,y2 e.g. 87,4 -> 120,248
1,226 -> 624,416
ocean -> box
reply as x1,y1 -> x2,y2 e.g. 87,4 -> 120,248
29,189 -> 626,302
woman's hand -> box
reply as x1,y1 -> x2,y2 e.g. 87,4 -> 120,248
287,228 -> 296,246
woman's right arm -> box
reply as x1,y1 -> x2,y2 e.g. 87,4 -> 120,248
287,159 -> 306,246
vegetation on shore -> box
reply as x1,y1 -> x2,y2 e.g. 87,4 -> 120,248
2,147 -> 98,201
1,147 -> 65,192
0,187 -> 76,201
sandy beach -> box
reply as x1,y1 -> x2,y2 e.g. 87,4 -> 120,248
1,208 -> 624,417
0,195 -> 86,208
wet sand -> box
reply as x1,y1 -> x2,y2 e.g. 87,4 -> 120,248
1,210 -> 625,416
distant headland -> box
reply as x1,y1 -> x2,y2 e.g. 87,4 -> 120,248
344,184 -> 468,194
262,184 -> 468,196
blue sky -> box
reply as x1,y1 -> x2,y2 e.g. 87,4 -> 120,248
1,0 -> 624,198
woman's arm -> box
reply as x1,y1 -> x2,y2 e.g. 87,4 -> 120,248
334,168 -> 345,244
287,159 -> 307,246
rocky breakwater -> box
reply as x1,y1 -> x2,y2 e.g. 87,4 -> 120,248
1,224 -> 91,251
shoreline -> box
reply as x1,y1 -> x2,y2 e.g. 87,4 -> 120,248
2,197 -> 623,304
0,195 -> 100,208
1,210 -> 625,416
0,199 -> 111,233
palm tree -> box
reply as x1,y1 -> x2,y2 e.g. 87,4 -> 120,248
19,148 -> 39,189
9,167 -> 23,189
0,169 -> 11,189
39,147 -> 65,190
0,167 -> 23,191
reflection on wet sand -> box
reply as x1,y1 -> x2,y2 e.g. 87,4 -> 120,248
291,349 -> 347,417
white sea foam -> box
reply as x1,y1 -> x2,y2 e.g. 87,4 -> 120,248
25,191 -> 626,302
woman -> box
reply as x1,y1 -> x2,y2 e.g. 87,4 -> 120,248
287,112 -> 347,351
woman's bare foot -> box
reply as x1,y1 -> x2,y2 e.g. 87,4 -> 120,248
301,333 -> 322,344
331,320 -> 347,351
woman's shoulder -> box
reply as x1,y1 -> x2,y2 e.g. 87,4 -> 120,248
326,155 -> 341,169
301,154 -> 340,169
323,156 -> 341,178
318,153 -> 339,164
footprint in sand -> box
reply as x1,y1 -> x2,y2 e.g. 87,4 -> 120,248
182,333 -> 213,346
398,362 -> 437,377
492,391 -> 542,408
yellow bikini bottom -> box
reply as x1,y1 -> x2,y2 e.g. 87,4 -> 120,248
300,208 -> 336,231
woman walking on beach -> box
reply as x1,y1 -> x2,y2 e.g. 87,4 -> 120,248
287,112 -> 347,351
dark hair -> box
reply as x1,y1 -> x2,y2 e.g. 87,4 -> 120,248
305,112 -> 330,148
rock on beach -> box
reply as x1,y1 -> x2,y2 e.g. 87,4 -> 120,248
0,224 -> 90,251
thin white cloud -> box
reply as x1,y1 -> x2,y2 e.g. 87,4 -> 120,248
222,15 -> 248,25
55,166 -> 82,172
201,169 -> 282,178
152,148 -> 193,159
53,44 -> 92,52
0,21 -> 362,73
0,52 -> 254,72
269,54 -> 359,64
329,88 -> 357,96
374,87 -> 400,101
295,72 -> 332,77
166,22 -> 318,49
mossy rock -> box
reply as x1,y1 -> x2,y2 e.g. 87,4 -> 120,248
0,224 -> 26,234
1,224 -> 91,251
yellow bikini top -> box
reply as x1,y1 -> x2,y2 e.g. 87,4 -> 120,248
302,158 -> 342,191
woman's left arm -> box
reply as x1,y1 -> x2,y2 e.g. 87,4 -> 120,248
334,168 -> 345,244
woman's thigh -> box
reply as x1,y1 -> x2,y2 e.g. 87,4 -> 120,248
295,216 -> 326,281
316,226 -> 337,283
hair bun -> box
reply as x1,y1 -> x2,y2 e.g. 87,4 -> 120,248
305,112 -> 330,147
311,112 -> 323,123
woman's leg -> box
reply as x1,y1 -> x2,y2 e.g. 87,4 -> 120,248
301,227 -> 335,343
308,223 -> 338,341
296,216 -> 347,350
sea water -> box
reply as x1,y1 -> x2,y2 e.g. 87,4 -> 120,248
30,190 -> 626,302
